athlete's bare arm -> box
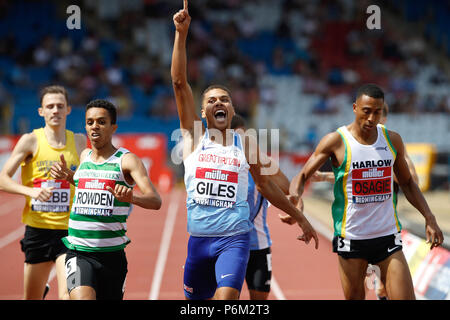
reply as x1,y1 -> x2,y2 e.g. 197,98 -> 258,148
402,152 -> 419,184
171,0 -> 203,158
271,166 -> 290,195
278,132 -> 342,225
290,132 -> 344,198
310,171 -> 335,183
244,135 -> 319,248
259,153 -> 290,194
389,130 -> 443,249
106,153 -> 162,210
74,133 -> 87,158
0,132 -> 54,201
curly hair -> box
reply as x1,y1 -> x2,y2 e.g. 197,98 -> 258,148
86,99 -> 117,124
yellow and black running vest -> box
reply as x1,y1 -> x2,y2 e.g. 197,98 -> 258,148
21,128 -> 80,230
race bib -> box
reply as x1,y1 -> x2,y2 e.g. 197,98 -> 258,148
31,179 -> 71,212
351,166 -> 392,204
72,179 -> 115,216
193,167 -> 238,208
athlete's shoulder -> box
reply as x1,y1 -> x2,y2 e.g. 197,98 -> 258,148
15,131 -> 38,152
73,133 -> 87,155
79,148 -> 91,163
326,130 -> 344,141
121,150 -> 138,160
319,131 -> 344,148
121,151 -> 142,167
381,126 -> 403,146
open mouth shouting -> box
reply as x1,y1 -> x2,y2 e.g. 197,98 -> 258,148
214,109 -> 227,124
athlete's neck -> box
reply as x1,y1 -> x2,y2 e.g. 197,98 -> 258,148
90,144 -> 118,163
347,123 -> 378,145
43,125 -> 66,148
208,128 -> 234,147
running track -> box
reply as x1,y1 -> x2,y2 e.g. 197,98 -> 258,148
0,189 -> 377,300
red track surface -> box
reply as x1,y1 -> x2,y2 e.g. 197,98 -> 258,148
0,189 -> 377,300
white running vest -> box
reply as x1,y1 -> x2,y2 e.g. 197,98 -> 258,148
331,124 -> 401,240
183,129 -> 252,237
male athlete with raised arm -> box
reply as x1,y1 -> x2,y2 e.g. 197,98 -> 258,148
172,0 -> 318,300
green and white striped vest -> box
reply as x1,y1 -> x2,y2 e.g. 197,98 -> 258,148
62,148 -> 135,252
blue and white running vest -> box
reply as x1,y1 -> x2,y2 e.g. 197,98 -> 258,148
247,173 -> 271,250
183,129 -> 252,237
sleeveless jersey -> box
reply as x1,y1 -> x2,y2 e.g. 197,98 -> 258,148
21,128 -> 79,230
183,129 -> 252,237
62,148 -> 135,252
247,173 -> 271,250
331,124 -> 401,240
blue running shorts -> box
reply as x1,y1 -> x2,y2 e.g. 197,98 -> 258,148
183,232 -> 250,300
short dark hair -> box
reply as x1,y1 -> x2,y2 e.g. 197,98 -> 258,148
86,99 -> 117,124
356,83 -> 384,101
201,84 -> 232,102
230,114 -> 246,129
40,85 -> 68,105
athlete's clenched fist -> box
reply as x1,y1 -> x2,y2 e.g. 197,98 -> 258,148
106,184 -> 133,203
173,0 -> 190,33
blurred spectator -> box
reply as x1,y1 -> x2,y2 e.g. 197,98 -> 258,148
269,47 -> 292,75
259,84 -> 276,108
0,0 -> 447,149
0,84 -> 13,134
108,85 -> 133,118
313,92 -> 338,115
32,36 -> 55,66
305,124 -> 318,150
149,93 -> 177,120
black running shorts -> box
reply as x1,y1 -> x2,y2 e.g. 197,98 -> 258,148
245,247 -> 272,292
65,249 -> 128,300
20,225 -> 68,264
333,232 -> 403,264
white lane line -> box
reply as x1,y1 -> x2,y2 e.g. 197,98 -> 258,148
304,211 -> 333,241
271,210 -> 333,300
148,190 -> 180,300
48,266 -> 57,283
271,276 -> 286,300
0,225 -> 25,250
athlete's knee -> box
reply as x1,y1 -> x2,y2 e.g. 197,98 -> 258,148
69,286 -> 96,300
214,287 -> 240,300
59,291 -> 70,300
344,290 -> 365,300
343,284 -> 366,300
249,289 -> 269,300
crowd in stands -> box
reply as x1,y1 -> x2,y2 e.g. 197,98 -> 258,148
0,0 -> 448,149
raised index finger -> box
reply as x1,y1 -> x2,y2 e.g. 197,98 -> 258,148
183,0 -> 188,12
60,153 -> 66,165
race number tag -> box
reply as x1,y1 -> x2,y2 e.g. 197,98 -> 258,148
337,236 -> 351,252
65,257 -> 77,278
394,232 -> 403,246
72,179 -> 115,216
31,179 -> 71,212
193,167 -> 238,208
351,166 -> 392,204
